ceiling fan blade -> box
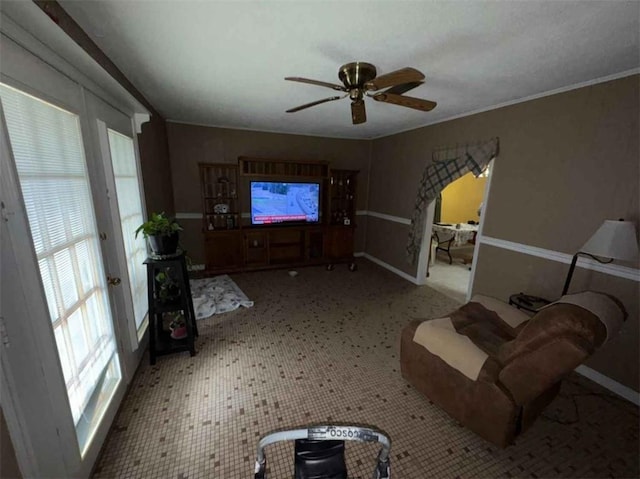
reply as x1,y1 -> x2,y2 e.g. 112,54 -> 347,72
364,67 -> 425,91
384,81 -> 424,95
285,77 -> 347,91
351,100 -> 366,125
373,93 -> 437,112
286,96 -> 343,113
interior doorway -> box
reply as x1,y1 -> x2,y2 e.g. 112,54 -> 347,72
418,162 -> 493,303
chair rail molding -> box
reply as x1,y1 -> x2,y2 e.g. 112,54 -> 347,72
480,236 -> 640,282
362,210 -> 411,225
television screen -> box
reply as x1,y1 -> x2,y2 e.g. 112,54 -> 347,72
250,181 -> 321,225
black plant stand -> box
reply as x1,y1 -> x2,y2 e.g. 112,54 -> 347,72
145,253 -> 198,365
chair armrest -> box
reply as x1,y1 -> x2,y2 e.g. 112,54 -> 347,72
470,295 -> 530,330
411,317 -> 490,381
498,337 -> 589,405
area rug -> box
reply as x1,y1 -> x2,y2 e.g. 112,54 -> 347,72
190,275 -> 254,319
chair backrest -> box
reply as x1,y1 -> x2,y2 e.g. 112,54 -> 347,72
496,292 -> 625,405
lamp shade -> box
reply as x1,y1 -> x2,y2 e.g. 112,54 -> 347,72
581,220 -> 639,261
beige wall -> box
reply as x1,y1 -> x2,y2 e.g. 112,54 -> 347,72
367,75 -> 639,391
441,172 -> 486,224
166,122 -> 371,264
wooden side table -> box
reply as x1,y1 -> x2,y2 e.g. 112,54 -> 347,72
145,253 -> 198,365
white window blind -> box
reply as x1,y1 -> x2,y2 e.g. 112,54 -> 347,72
0,83 -> 121,453
107,129 -> 147,330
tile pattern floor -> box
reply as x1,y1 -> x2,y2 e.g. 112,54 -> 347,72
93,261 -> 639,478
425,258 -> 472,304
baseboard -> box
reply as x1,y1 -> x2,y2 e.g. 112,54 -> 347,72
575,365 -> 640,406
361,253 -> 419,285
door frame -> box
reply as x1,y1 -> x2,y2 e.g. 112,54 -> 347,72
416,160 -> 495,299
0,28 -> 149,478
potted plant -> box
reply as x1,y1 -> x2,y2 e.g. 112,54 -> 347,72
154,268 -> 180,304
169,312 -> 188,340
135,212 -> 183,255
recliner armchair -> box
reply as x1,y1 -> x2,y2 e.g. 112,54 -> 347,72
400,292 -> 626,447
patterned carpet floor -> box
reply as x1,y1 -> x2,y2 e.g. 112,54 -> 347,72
93,260 -> 639,478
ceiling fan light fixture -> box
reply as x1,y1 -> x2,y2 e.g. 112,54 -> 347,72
338,62 -> 377,89
285,62 -> 436,124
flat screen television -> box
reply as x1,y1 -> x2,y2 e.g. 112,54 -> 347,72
250,181 -> 321,225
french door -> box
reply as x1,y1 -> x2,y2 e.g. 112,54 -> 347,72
83,91 -> 149,378
0,37 -> 147,477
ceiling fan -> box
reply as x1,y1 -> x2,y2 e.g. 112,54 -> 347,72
285,62 -> 437,125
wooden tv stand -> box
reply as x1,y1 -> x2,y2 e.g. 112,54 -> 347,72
243,225 -> 325,269
199,157 -> 357,274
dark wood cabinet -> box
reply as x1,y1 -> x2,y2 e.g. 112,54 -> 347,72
328,169 -> 358,227
324,226 -> 355,263
267,228 -> 305,264
204,230 -> 243,272
200,157 -> 358,274
244,231 -> 268,267
324,169 -> 358,267
242,226 -> 325,270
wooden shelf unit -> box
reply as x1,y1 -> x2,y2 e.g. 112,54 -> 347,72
328,169 -> 358,226
200,157 -> 357,274
199,163 -> 240,232
239,156 -> 329,179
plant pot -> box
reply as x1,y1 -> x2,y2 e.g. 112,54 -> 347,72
170,324 -> 187,340
148,233 -> 179,255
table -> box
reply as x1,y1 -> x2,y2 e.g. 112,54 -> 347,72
432,223 -> 478,264
508,293 -> 551,314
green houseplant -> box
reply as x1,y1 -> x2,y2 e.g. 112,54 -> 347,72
135,212 -> 183,255
154,268 -> 180,303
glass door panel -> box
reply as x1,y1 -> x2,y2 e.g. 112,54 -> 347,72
107,129 -> 148,330
0,82 -> 121,456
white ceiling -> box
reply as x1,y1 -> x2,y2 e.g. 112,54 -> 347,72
59,1 -> 639,139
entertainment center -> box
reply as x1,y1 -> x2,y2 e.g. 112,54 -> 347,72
199,157 -> 358,274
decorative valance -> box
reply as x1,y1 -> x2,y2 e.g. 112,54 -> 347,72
406,137 -> 500,264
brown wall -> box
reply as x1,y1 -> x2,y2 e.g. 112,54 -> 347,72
0,408 -> 22,479
166,122 -> 371,264
367,75 -> 639,390
138,115 -> 175,215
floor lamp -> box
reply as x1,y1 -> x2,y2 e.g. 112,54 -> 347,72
562,219 -> 639,296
